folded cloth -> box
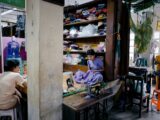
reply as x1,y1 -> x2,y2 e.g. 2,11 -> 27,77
74,70 -> 103,86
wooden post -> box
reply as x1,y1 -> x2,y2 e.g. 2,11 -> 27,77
105,0 -> 116,80
119,3 -> 130,76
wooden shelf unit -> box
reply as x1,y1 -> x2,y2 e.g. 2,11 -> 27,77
63,0 -> 107,72
63,63 -> 88,73
64,0 -> 106,13
64,35 -> 106,40
63,51 -> 105,55
63,0 -> 126,81
64,18 -> 106,27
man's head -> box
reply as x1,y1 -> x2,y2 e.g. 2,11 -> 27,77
4,60 -> 20,73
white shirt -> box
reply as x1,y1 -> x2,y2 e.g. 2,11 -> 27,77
0,72 -> 24,110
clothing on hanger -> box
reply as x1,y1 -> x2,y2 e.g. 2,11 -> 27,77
7,38 -> 20,58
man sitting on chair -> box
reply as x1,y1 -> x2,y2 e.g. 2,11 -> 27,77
0,60 -> 27,110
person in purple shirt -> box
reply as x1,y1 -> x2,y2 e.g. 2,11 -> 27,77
74,49 -> 104,86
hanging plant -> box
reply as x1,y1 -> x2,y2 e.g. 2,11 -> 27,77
130,15 -> 153,53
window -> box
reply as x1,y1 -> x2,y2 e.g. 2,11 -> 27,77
129,32 -> 135,65
153,31 -> 160,56
154,31 -> 160,39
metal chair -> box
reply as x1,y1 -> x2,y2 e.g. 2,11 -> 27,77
124,75 -> 150,118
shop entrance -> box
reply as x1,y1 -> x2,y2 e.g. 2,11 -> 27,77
0,3 -> 27,120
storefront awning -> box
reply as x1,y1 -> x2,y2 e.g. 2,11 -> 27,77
0,0 -> 25,9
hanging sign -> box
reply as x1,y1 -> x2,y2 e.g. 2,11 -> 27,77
157,21 -> 160,31
0,0 -> 25,8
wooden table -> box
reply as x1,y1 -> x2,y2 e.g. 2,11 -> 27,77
16,84 -> 28,120
63,84 -> 121,120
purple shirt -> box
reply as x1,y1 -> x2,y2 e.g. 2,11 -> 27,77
74,57 -> 104,86
87,57 -> 104,70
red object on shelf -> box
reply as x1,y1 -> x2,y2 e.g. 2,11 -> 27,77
102,8 -> 107,13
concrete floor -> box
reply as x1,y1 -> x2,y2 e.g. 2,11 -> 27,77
108,82 -> 160,120
108,108 -> 160,120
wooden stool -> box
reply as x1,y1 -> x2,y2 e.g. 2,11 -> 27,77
151,89 -> 160,111
0,108 -> 17,120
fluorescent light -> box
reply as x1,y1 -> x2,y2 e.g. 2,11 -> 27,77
1,8 -> 17,16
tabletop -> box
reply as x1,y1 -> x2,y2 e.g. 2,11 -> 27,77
63,83 -> 121,111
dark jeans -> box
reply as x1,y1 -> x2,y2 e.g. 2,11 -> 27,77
20,93 -> 27,120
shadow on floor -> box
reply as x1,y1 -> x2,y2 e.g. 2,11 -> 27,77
108,107 -> 160,120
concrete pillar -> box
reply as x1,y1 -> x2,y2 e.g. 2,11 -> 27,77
26,0 -> 63,120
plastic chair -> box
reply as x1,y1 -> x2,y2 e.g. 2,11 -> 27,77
0,108 -> 17,120
151,89 -> 160,111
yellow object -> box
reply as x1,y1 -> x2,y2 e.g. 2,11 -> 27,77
156,55 -> 160,71
98,14 -> 105,19
157,21 -> 160,31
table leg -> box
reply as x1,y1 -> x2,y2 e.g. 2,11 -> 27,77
84,108 -> 88,120
101,99 -> 108,120
103,100 -> 105,119
94,104 -> 97,120
75,111 -> 80,120
94,103 -> 99,120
